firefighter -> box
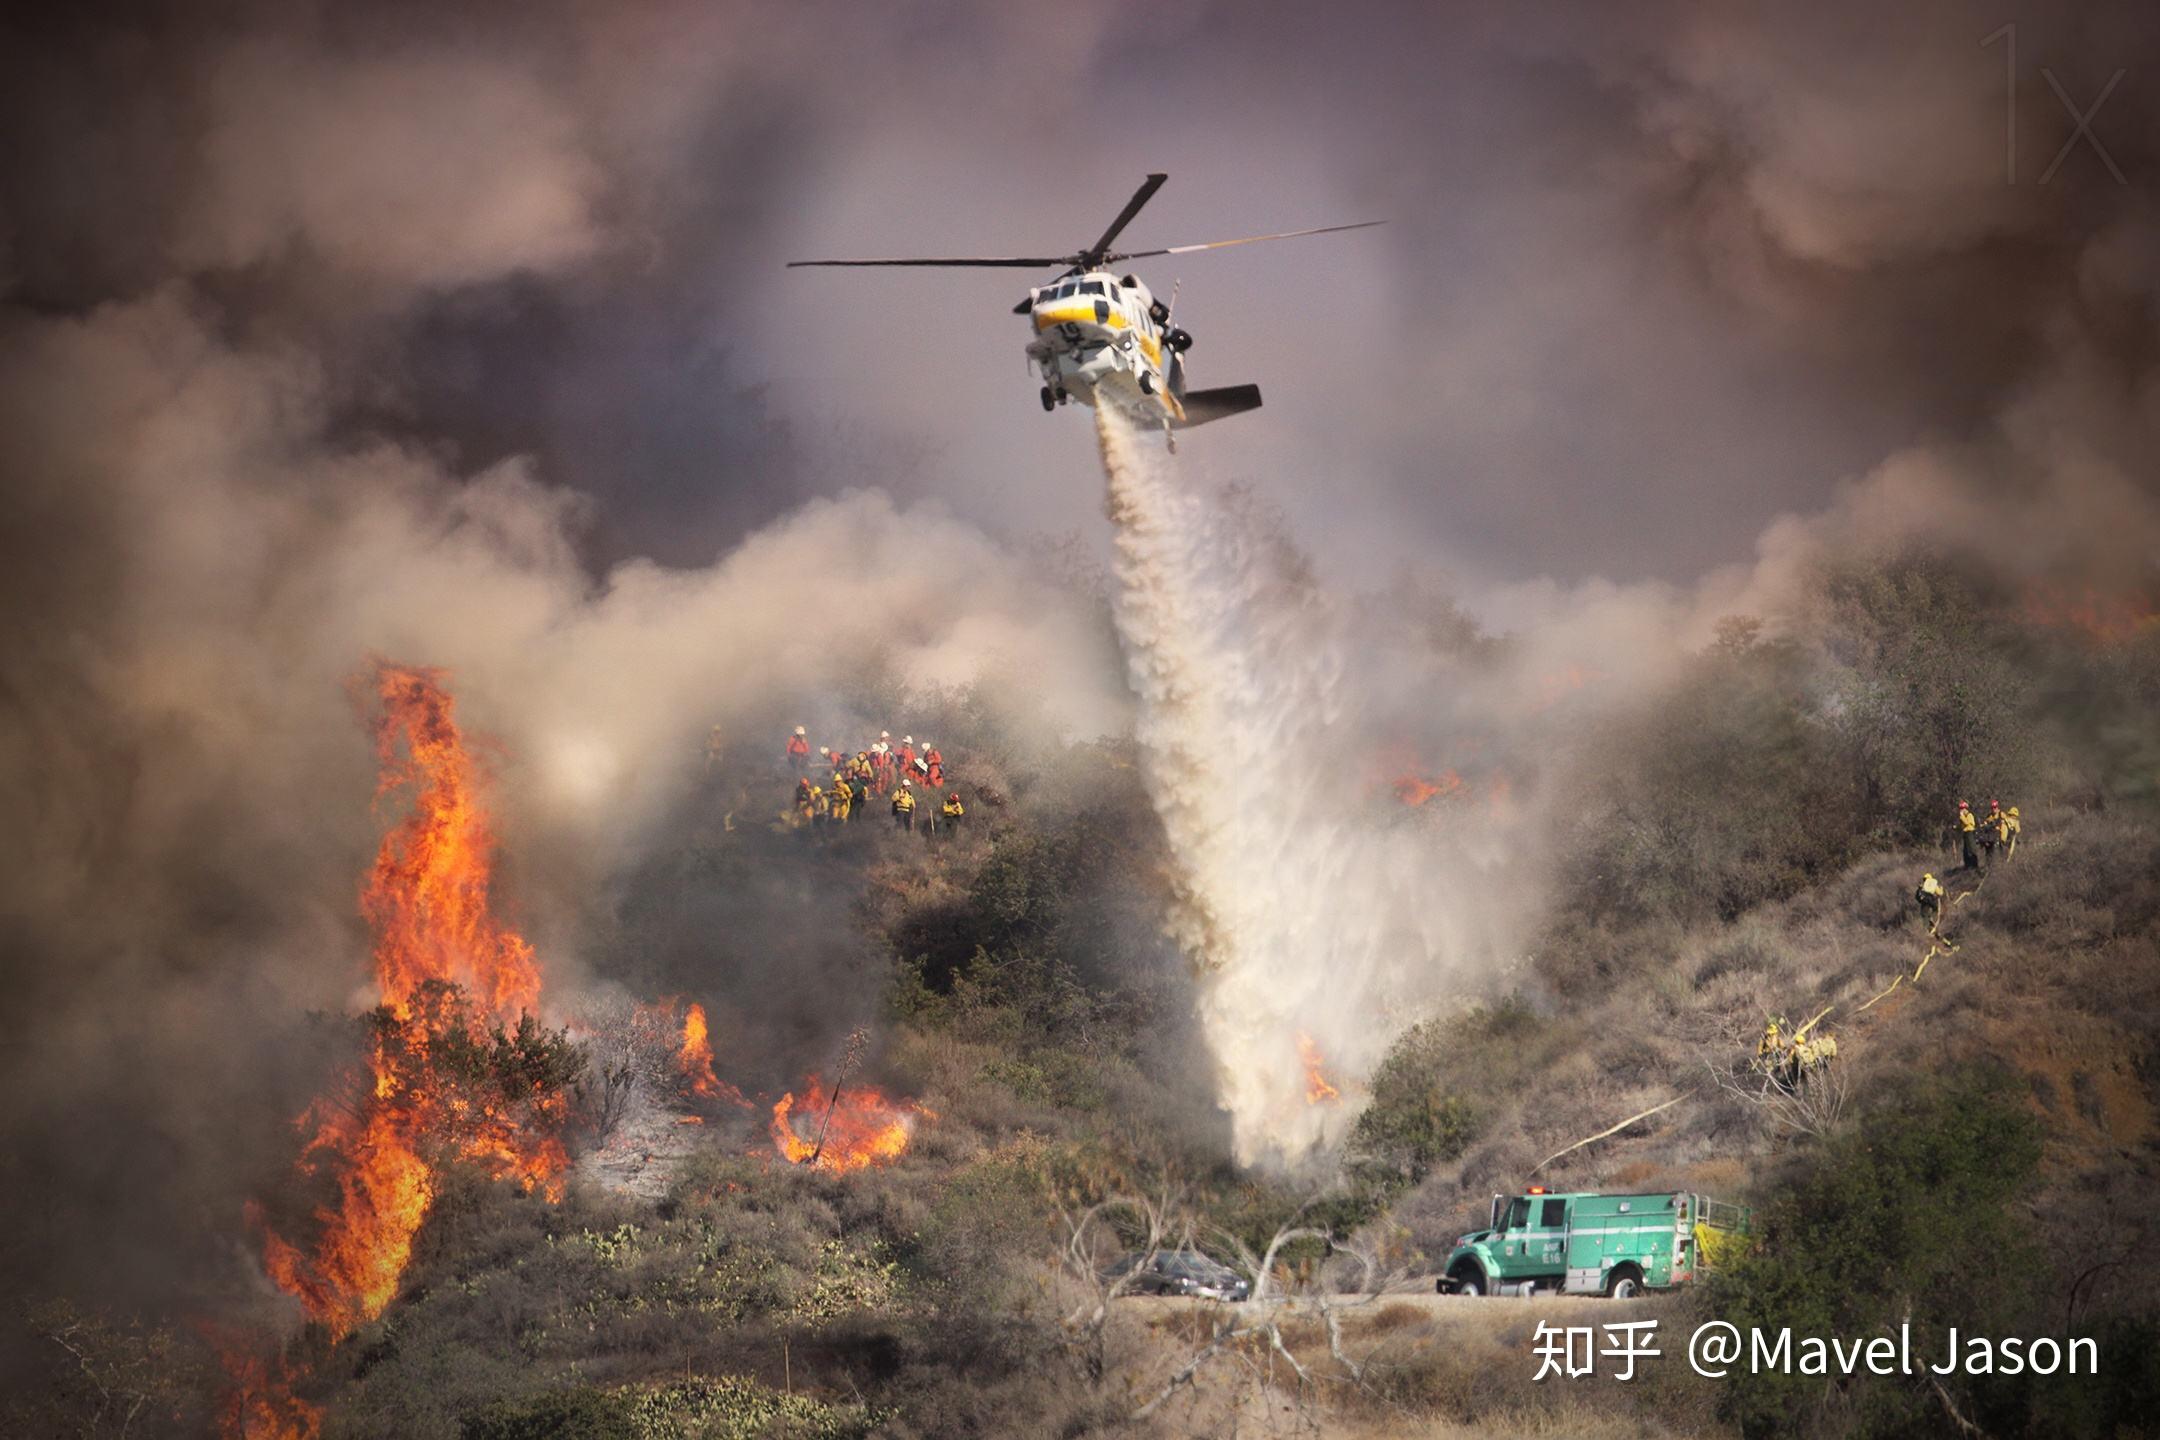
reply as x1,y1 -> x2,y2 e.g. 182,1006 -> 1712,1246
787,725 -> 810,773
1980,799 -> 2004,862
829,773 -> 853,824
898,736 -> 916,774
1957,800 -> 1980,871
1915,871 -> 1944,934
940,790 -> 964,832
892,779 -> 916,832
2002,805 -> 2021,859
808,783 -> 828,828
851,750 -> 875,792
1790,1029 -> 1836,1085
1757,1016 -> 1786,1069
924,743 -> 945,789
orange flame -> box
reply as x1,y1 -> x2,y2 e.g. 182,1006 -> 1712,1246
210,1332 -> 321,1440
770,1076 -> 933,1171
680,1002 -> 723,1097
2021,583 -> 2160,645
1298,1033 -> 1341,1105
363,664 -> 541,1022
251,663 -> 565,1351
1393,769 -> 1464,807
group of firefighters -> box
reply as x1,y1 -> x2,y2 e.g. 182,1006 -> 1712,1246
1915,798 -> 2022,935
785,726 -> 965,835
1760,797 -> 2029,1090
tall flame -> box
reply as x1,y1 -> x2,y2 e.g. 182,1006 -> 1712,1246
363,664 -> 541,1022
678,1002 -> 733,1100
252,663 -> 563,1348
1298,1033 -> 1341,1105
770,1076 -> 932,1172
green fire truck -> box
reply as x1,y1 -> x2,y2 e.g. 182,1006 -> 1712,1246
1435,1188 -> 1751,1299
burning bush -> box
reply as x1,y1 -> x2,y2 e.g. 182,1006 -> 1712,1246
247,665 -> 579,1354
771,1077 -> 934,1172
364,979 -> 585,1185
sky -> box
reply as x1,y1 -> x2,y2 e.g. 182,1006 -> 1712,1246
8,1 -> 2151,591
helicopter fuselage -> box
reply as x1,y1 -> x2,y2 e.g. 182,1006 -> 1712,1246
1021,270 -> 1185,424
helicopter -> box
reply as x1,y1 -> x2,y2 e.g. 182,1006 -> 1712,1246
788,174 -> 1380,442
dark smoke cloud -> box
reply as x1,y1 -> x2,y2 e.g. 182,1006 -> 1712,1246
2,0 -> 2155,1325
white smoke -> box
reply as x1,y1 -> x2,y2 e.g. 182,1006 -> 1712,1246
1095,407 -> 1525,1168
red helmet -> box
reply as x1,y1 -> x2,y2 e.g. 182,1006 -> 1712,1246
948,792 -> 960,801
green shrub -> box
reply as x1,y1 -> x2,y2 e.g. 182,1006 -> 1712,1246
1705,1067 -> 2043,1439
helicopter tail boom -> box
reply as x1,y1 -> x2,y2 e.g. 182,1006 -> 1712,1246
1171,383 -> 1263,429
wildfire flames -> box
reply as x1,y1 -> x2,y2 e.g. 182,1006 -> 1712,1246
213,1338 -> 321,1440
679,1002 -> 727,1099
770,1076 -> 933,1171
251,664 -> 567,1355
1393,769 -> 1464,807
1298,1033 -> 1341,1105
2021,582 -> 2160,645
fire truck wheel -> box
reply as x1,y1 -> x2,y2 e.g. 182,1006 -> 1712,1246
1040,386 -> 1056,412
1139,371 -> 1154,395
1449,1263 -> 1488,1298
1605,1265 -> 1644,1299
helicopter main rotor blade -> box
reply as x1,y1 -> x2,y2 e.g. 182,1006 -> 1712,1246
1081,173 -> 1168,264
1110,219 -> 1385,261
787,256 -> 1070,268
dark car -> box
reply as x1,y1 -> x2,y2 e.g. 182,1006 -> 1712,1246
1104,1249 -> 1251,1301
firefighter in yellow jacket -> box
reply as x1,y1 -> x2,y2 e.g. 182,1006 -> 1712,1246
939,790 -> 964,835
828,773 -> 853,824
1915,871 -> 1944,934
891,780 -> 916,833
1956,800 -> 1980,871
2001,805 -> 2021,860
1757,1016 -> 1786,1068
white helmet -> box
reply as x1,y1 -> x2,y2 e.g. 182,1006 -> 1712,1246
903,735 -> 913,744
794,725 -> 806,735
920,740 -> 932,750
902,777 -> 912,787
880,730 -> 891,740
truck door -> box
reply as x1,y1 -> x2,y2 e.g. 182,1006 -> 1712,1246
1498,1195 -> 1567,1281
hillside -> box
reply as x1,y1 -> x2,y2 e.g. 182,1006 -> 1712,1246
10,556 -> 2160,1440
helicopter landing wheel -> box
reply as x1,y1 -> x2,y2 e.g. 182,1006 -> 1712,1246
1040,385 -> 1056,412
1138,371 -> 1154,396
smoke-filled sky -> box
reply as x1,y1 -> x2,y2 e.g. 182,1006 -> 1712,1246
3,0 -> 2157,1310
